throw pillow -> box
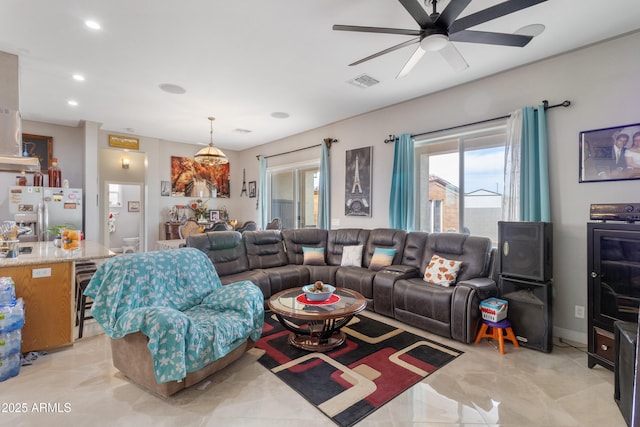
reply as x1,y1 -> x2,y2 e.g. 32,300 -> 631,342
302,246 -> 326,266
423,254 -> 462,287
368,247 -> 396,271
341,245 -> 363,267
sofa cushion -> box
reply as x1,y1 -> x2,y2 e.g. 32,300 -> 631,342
302,247 -> 326,266
423,254 -> 462,286
363,228 -> 406,268
186,231 -> 250,276
244,230 -> 289,269
327,229 -> 370,266
341,245 -> 363,266
368,247 -> 396,271
282,228 -> 328,265
421,233 -> 492,283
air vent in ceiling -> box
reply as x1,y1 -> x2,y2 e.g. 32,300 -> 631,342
347,74 -> 380,89
233,128 -> 252,134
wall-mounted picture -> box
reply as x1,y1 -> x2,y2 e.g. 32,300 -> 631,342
128,201 -> 140,212
170,156 -> 230,198
22,134 -> 53,172
345,146 -> 372,216
248,181 -> 256,198
209,210 -> 220,222
160,180 -> 171,196
580,123 -> 640,182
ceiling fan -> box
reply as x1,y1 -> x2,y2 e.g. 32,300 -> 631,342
333,0 -> 547,78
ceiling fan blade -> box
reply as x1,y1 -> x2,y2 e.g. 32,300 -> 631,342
348,37 -> 420,66
396,45 -> 426,79
439,42 -> 469,72
436,0 -> 471,29
333,24 -> 421,36
449,30 -> 533,47
449,0 -> 547,33
399,0 -> 434,29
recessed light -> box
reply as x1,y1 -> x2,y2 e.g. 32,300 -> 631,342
271,112 -> 290,119
159,83 -> 186,94
68,100 -> 78,106
85,20 -> 101,30
73,74 -> 85,81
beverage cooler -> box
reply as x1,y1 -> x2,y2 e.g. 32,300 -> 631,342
8,186 -> 83,241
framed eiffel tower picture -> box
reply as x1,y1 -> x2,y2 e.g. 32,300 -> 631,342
345,146 -> 372,216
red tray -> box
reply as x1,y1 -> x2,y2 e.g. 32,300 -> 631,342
296,293 -> 340,305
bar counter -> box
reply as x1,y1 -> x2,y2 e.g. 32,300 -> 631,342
0,240 -> 115,353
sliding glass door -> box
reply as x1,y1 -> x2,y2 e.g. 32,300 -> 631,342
268,163 -> 319,229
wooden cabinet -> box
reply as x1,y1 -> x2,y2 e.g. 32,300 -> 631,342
164,222 -> 182,240
587,222 -> 640,370
1,262 -> 73,353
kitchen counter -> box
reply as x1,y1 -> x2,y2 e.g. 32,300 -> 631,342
0,240 -> 114,266
0,240 -> 115,352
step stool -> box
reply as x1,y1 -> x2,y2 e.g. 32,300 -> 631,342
474,319 -> 520,354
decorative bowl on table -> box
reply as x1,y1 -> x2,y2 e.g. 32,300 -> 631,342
302,282 -> 336,301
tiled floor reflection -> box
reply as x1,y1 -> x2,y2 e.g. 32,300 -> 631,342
2,314 -> 628,426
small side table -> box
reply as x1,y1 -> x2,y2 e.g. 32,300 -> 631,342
475,319 -> 520,354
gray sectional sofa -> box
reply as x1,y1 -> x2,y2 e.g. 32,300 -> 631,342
185,228 -> 498,344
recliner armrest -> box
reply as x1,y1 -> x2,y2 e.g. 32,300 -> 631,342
450,277 -> 498,343
380,264 -> 419,275
456,277 -> 498,301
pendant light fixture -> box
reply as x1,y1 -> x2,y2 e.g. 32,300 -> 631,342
194,117 -> 228,166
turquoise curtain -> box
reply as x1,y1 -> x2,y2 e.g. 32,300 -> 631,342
520,105 -> 550,222
388,133 -> 415,230
257,156 -> 268,229
317,141 -> 330,229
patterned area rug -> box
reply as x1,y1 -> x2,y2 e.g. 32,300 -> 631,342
256,312 -> 463,427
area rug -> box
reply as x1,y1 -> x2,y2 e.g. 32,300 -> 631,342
256,312 -> 463,427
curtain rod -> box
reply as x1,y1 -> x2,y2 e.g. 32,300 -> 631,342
384,99 -> 571,143
257,138 -> 337,160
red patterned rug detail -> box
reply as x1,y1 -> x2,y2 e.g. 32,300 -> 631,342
256,313 -> 463,427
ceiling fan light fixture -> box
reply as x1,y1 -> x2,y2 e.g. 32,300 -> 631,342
421,34 -> 449,52
194,117 -> 229,166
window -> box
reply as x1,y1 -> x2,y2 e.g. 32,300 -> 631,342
267,162 -> 319,229
415,121 -> 506,244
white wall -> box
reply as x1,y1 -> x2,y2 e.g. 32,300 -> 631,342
235,31 -> 640,343
1,31 -> 638,341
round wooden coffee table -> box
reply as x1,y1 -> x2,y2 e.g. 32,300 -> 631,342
268,287 -> 366,352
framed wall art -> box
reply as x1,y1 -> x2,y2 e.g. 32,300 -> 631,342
170,156 -> 230,198
345,146 -> 372,216
579,123 -> 640,182
22,133 -> 53,172
209,210 -> 220,222
248,181 -> 256,198
128,201 -> 140,212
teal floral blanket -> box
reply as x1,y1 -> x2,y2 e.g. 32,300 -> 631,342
84,248 -> 264,383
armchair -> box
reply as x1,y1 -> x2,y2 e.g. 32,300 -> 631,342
84,248 -> 264,396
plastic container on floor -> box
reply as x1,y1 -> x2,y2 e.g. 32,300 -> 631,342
0,299 -> 24,333
0,352 -> 21,381
0,329 -> 21,357
0,277 -> 16,307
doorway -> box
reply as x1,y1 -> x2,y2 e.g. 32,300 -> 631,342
104,181 -> 144,253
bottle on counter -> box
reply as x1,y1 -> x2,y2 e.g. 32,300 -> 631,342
48,157 -> 62,188
16,172 -> 27,186
33,170 -> 44,187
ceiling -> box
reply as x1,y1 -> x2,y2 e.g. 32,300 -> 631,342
1,0 -> 640,151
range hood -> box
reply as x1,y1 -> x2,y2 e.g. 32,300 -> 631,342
0,107 -> 40,172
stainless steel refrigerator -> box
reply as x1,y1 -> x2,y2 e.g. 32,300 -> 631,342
8,186 -> 83,241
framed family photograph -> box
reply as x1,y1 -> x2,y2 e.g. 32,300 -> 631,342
248,181 -> 256,198
209,210 -> 220,222
579,123 -> 640,182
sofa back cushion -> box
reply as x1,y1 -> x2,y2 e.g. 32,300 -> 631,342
243,230 -> 289,269
402,232 -> 429,269
327,229 -> 370,266
186,231 -> 250,276
281,228 -> 328,265
421,233 -> 492,283
364,228 -> 406,268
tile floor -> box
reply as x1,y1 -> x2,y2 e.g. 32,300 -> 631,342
1,313 -> 629,427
